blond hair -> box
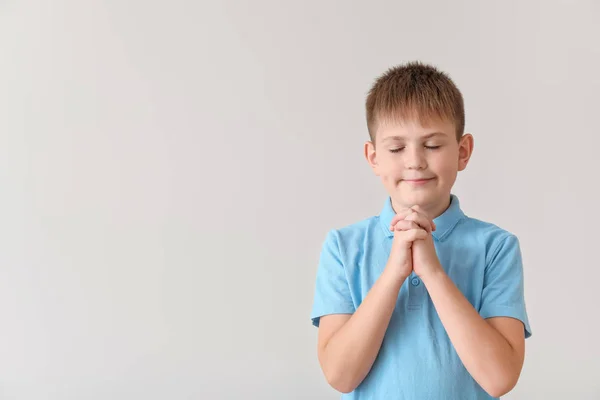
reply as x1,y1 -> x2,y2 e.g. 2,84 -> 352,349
366,61 -> 465,143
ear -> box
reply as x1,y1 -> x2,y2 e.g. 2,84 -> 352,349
364,141 -> 380,176
457,133 -> 474,172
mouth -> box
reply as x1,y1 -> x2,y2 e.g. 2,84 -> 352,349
402,177 -> 435,185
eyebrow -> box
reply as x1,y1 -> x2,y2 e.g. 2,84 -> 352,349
382,132 -> 446,142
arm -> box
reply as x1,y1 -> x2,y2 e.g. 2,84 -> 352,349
317,267 -> 406,394
313,218 -> 431,393
422,270 -> 525,397
405,208 -> 529,397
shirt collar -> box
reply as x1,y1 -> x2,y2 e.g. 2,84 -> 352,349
378,194 -> 466,241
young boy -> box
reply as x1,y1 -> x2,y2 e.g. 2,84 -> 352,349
310,61 -> 532,399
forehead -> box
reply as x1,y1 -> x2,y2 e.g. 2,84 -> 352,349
376,117 -> 455,143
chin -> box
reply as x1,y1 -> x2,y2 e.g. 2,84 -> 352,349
391,192 -> 421,206
396,190 -> 438,207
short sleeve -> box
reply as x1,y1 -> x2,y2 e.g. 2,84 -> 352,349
479,234 -> 532,338
310,230 -> 355,327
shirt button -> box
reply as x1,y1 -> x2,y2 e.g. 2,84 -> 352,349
411,277 -> 420,286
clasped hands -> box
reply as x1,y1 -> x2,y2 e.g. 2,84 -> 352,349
387,205 -> 444,282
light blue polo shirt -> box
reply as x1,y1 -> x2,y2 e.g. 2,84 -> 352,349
310,194 -> 532,399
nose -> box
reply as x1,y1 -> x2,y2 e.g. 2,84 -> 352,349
404,146 -> 427,170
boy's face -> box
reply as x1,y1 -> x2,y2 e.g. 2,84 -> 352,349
365,117 -> 473,217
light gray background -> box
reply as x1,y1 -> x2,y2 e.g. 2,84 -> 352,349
1,1 -> 598,399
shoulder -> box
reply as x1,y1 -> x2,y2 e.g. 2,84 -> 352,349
455,215 -> 521,263
458,215 -> 516,241
327,214 -> 383,249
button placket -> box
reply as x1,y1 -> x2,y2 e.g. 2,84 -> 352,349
407,272 -> 423,311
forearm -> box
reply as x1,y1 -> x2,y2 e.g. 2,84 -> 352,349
422,269 -> 521,397
323,267 -> 405,393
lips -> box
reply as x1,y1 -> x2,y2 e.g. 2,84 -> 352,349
402,177 -> 435,186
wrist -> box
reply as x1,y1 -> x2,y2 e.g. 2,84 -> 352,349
382,265 -> 409,288
419,263 -> 446,285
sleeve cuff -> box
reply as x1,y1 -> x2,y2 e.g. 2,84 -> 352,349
480,305 -> 532,339
310,305 -> 355,327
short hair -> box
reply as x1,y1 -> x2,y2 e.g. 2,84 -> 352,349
365,61 -> 465,143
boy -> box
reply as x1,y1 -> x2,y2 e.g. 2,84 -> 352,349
310,61 -> 532,399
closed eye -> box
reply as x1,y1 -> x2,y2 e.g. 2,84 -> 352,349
390,145 -> 441,153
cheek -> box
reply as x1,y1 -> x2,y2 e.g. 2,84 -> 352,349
432,152 -> 457,172
378,155 -> 398,173
378,160 -> 402,183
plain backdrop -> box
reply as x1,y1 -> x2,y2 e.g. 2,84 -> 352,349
1,1 -> 599,399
